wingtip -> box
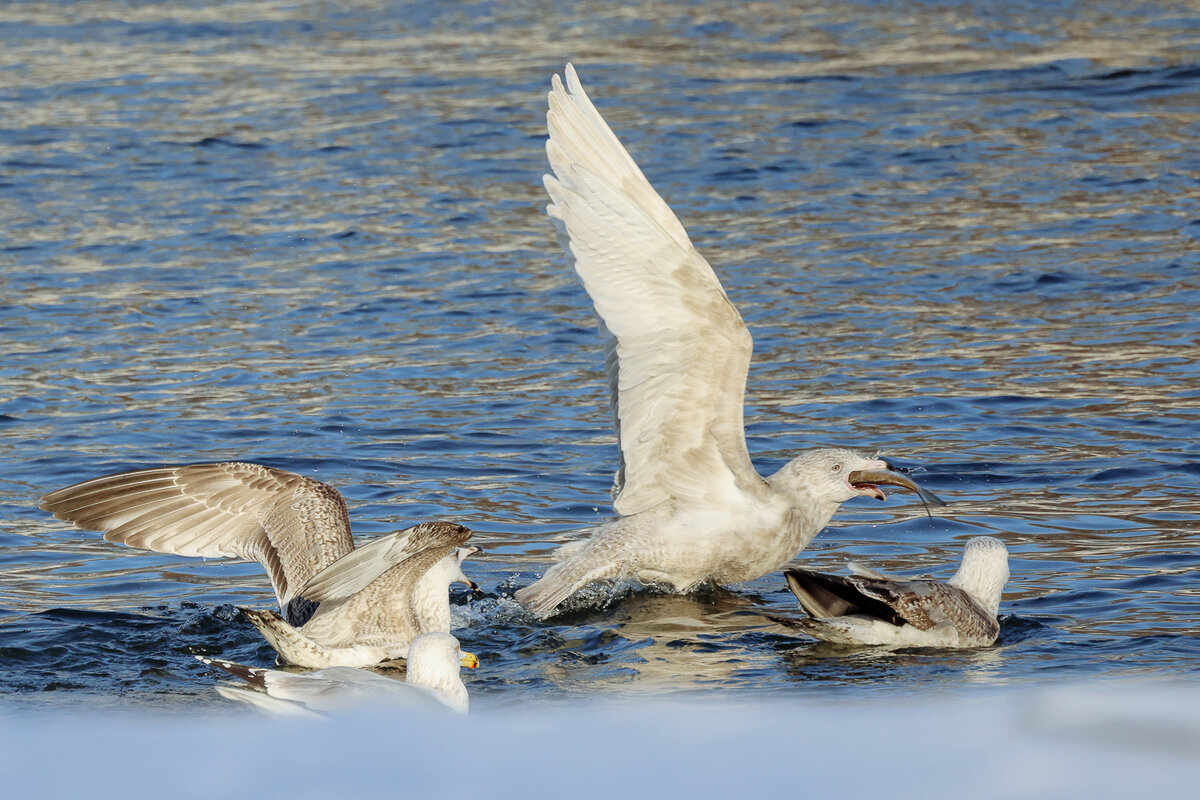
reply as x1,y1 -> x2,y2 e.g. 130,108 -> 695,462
563,62 -> 586,98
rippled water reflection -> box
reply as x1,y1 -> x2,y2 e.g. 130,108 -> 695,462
1,1 -> 1198,710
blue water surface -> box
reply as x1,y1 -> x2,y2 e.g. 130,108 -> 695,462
1,0 -> 1199,712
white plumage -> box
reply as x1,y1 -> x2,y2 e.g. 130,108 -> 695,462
200,632 -> 479,716
516,65 -> 943,617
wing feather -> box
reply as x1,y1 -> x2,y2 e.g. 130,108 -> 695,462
544,64 -> 758,515
302,525 -> 472,647
301,522 -> 471,603
784,568 -> 907,625
852,578 -> 997,638
41,462 -> 354,606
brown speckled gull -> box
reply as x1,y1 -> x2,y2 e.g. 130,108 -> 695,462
771,536 -> 1009,648
40,462 -> 478,667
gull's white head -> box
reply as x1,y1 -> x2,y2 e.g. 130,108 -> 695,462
795,448 -> 888,503
947,536 -> 1010,617
770,448 -> 946,513
453,545 -> 482,591
405,632 -> 478,713
419,545 -> 482,592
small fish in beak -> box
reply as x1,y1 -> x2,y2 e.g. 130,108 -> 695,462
847,466 -> 946,517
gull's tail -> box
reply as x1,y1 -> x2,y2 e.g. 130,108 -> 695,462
514,544 -> 620,618
514,571 -> 576,618
765,613 -> 864,644
239,607 -> 332,667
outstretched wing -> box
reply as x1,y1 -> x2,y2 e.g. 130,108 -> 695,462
40,462 -> 354,606
543,64 -> 760,516
300,522 -> 472,603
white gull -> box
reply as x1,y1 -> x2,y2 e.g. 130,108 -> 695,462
515,65 -> 943,617
40,462 -> 479,667
771,536 -> 1009,647
199,632 -> 479,716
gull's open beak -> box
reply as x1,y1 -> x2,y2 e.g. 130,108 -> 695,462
457,546 -> 483,592
460,651 -> 480,670
847,468 -> 947,514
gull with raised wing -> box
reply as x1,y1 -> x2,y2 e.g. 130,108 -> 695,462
199,632 -> 479,717
515,65 -> 944,617
41,462 -> 479,666
771,536 -> 1009,648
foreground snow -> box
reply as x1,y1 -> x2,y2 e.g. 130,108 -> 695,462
1,683 -> 1196,798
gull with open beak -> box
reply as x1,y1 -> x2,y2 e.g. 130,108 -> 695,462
515,65 -> 945,617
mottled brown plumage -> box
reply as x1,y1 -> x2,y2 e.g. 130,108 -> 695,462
41,463 -> 479,666
40,462 -> 352,617
772,537 -> 1008,648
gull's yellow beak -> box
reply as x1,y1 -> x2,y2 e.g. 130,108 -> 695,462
460,651 -> 480,670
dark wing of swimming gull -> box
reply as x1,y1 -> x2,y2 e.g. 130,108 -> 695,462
782,568 -> 998,639
544,64 -> 761,515
782,569 -> 908,625
299,521 -> 472,603
39,462 -> 353,608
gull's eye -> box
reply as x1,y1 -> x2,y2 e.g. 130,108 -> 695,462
831,464 -> 842,473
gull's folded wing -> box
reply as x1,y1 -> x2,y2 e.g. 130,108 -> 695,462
300,522 -> 471,602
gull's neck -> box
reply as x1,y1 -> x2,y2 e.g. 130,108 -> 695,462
766,466 -> 841,526
406,659 -> 468,712
765,467 -> 842,553
947,560 -> 1007,617
413,556 -> 457,631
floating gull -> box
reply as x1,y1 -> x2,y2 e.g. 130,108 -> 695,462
41,462 -> 479,666
515,65 -> 944,617
771,536 -> 1009,647
199,632 -> 479,716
